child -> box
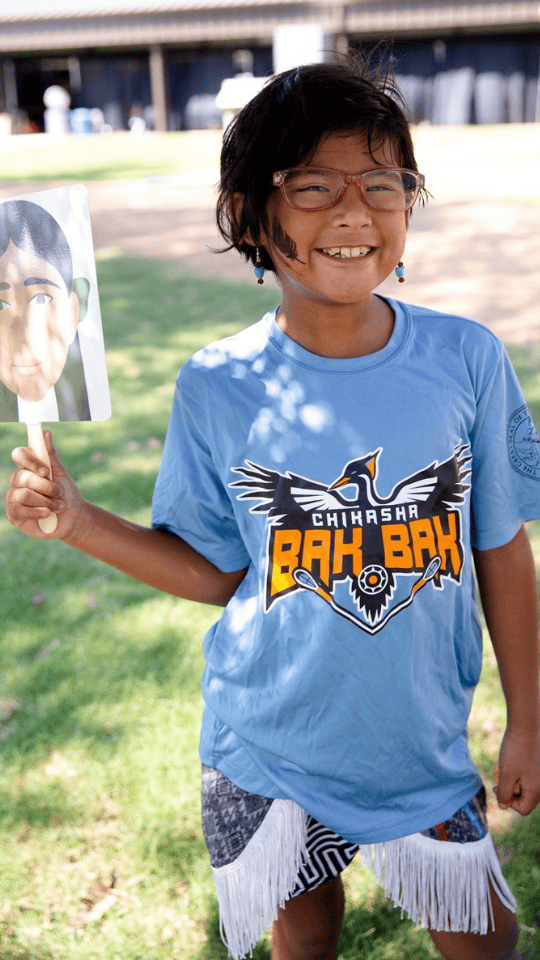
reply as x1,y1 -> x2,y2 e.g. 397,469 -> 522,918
6,56 -> 540,960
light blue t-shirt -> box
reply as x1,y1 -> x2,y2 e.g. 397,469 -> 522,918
152,298 -> 540,844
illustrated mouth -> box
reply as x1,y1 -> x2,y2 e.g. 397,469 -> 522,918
319,246 -> 373,260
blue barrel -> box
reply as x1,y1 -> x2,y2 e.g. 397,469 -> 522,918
70,108 -> 92,134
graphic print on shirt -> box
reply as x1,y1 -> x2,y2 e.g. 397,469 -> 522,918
507,404 -> 540,480
230,443 -> 471,634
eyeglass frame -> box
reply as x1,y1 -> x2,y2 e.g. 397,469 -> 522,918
272,167 -> 426,212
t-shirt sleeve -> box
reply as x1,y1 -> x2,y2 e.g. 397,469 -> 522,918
151,368 -> 251,572
470,340 -> 540,550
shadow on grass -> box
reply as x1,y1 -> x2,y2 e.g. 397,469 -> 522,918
0,613 -> 205,766
138,821 -> 208,878
0,162 -> 175,185
499,810 -> 540,958
196,886 -> 437,960
0,780 -> 85,830
198,898 -> 270,960
0,947 -> 55,960
198,867 -> 540,959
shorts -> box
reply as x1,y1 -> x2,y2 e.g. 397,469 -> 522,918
201,763 -> 517,960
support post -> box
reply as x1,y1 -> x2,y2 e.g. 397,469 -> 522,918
149,44 -> 168,132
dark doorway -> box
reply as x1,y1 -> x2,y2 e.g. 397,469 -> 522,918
16,57 -> 73,131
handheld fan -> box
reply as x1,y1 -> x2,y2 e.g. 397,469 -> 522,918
0,185 -> 111,532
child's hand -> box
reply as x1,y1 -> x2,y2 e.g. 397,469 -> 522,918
494,726 -> 540,815
5,430 -> 85,542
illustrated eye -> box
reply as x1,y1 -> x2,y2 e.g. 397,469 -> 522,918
30,292 -> 52,305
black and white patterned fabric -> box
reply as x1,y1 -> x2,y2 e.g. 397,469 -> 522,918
421,786 -> 488,843
202,764 -> 490,897
201,763 -> 273,868
290,815 -> 359,895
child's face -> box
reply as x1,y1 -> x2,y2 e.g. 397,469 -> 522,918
0,242 -> 79,402
263,132 -> 408,312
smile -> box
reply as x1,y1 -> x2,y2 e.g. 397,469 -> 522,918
319,246 -> 373,259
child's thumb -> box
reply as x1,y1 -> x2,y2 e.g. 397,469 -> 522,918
43,429 -> 59,461
42,429 -> 67,478
495,771 -> 520,810
493,763 -> 510,809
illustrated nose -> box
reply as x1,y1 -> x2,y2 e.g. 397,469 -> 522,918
11,313 -> 28,335
10,311 -> 32,349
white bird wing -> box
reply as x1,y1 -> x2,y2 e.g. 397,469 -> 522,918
290,485 -> 345,512
391,475 -> 438,505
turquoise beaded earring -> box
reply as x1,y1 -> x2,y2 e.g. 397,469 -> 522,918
395,261 -> 405,283
254,247 -> 265,285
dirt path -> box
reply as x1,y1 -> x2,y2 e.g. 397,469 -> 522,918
1,125 -> 539,345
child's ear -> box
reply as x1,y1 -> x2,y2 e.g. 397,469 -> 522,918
71,277 -> 91,321
230,193 -> 255,245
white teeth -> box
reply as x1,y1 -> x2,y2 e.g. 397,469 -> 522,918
322,246 -> 371,259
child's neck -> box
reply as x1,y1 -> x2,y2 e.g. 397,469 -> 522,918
276,294 -> 395,359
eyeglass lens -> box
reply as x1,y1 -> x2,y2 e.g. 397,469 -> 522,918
283,169 -> 420,210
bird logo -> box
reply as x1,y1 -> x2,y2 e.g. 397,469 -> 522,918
230,442 -> 471,634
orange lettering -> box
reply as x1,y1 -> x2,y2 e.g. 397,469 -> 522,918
333,528 -> 363,577
410,518 -> 437,568
382,523 -> 413,569
301,529 -> 331,585
270,528 -> 302,596
432,513 -> 462,575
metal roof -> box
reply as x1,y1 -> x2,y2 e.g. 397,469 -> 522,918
0,0 -> 538,48
0,0 -> 313,21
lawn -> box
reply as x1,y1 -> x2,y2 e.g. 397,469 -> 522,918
0,255 -> 539,960
0,130 -> 221,184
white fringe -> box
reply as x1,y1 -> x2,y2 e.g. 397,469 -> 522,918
212,798 -> 309,960
359,831 -> 517,935
212,806 -> 518,957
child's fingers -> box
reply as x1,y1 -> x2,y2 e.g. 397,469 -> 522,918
5,491 -> 57,530
11,445 -> 50,477
6,484 -> 63,525
9,473 -> 63,509
9,466 -> 62,501
494,768 -> 524,810
12,433 -> 69,493
507,787 -> 538,816
5,461 -> 64,532
7,431 -> 80,540
6,497 -> 59,524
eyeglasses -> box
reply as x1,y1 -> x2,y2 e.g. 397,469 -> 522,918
272,167 -> 425,212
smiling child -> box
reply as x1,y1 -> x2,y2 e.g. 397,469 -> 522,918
6,56 -> 540,960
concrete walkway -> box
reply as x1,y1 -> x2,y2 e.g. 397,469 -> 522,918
1,125 -> 539,345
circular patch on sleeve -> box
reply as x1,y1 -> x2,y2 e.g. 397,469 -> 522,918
507,405 -> 540,480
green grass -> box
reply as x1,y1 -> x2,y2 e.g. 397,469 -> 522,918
0,256 -> 539,959
2,123 -> 538,189
0,131 -> 221,184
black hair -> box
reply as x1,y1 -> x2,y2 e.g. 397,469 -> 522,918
217,52 -> 420,274
0,199 -> 73,292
